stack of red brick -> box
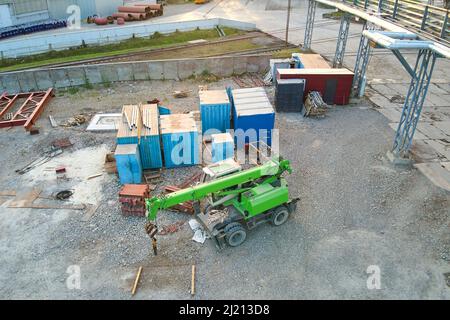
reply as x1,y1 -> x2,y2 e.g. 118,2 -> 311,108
119,184 -> 150,217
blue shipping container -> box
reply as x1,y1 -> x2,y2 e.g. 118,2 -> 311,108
231,87 -> 275,148
211,133 -> 234,163
160,114 -> 200,168
114,144 -> 143,185
199,90 -> 231,135
140,104 -> 163,169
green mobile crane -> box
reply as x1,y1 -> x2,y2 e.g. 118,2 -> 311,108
145,156 -> 299,249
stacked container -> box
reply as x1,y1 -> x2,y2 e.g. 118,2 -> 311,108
231,87 -> 275,147
116,105 -> 139,145
199,89 -> 231,136
114,144 -> 143,184
160,114 -> 200,168
275,79 -> 306,112
211,133 -> 234,163
277,68 -> 354,105
139,104 -> 163,169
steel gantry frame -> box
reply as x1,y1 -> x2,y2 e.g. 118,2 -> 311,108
352,22 -> 375,97
333,13 -> 351,68
392,49 -> 437,157
303,0 -> 317,50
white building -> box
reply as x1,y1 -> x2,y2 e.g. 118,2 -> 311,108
0,0 -> 135,28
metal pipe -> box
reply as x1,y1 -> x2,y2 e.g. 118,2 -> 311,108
314,0 -> 414,34
362,30 -> 450,58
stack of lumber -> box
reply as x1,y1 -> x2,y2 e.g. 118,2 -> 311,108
112,3 -> 163,21
302,91 -> 329,117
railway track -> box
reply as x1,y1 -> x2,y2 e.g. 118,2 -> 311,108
14,31 -> 275,71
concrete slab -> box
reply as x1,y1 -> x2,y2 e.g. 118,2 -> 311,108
425,93 -> 450,107
16,71 -> 38,92
148,61 -> 164,80
414,162 -> 450,191
433,121 -> 450,136
33,70 -> 53,90
49,69 -> 70,88
163,60 -> 178,80
178,59 -> 198,79
0,73 -> 21,94
369,94 -> 400,109
426,139 -> 450,160
98,65 -> 119,83
427,83 -> 449,95
66,68 -> 87,87
416,122 -> 449,140
233,56 -> 247,75
86,113 -> 122,131
411,140 -> 443,163
84,66 -> 103,84
371,83 -> 399,98
421,106 -> 450,122
116,64 -> 134,82
376,107 -> 403,123
132,62 -> 150,81
388,123 -> 428,140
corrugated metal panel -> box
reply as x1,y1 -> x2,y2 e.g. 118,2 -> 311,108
232,87 -> 275,147
212,133 -> 234,163
11,0 -> 47,15
95,0 -> 122,17
277,68 -> 354,105
199,90 -> 231,135
160,114 -> 199,168
116,106 -> 139,145
140,104 -> 162,169
47,0 -> 97,20
115,144 -> 142,185
275,79 -> 305,112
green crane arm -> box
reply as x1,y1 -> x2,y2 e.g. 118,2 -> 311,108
145,157 -> 292,221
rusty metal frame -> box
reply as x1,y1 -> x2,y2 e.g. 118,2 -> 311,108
0,88 -> 54,130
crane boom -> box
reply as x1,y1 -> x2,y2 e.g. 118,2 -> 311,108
145,157 -> 292,221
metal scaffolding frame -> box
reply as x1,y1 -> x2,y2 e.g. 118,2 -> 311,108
333,13 -> 351,68
303,0 -> 317,50
352,22 -> 374,97
392,49 -> 437,157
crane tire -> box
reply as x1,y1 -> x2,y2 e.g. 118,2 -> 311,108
224,222 -> 247,247
271,206 -> 289,226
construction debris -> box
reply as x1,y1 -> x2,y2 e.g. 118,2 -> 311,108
159,221 -> 185,235
303,91 -> 329,117
61,115 -> 87,127
52,138 -> 73,149
15,147 -> 63,175
49,115 -> 58,127
189,219 -> 208,244
191,265 -> 196,296
131,266 -> 143,296
173,90 -> 192,98
55,190 -> 73,200
0,88 -> 54,131
118,184 -> 150,217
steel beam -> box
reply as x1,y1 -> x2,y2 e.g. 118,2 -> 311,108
352,22 -> 373,97
333,13 -> 351,68
392,49 -> 437,157
303,0 -> 317,50
0,88 -> 54,130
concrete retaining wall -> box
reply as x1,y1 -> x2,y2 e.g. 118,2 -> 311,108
0,18 -> 257,58
0,54 -> 271,93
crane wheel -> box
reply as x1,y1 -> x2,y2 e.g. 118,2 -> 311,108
271,206 -> 290,226
224,222 -> 247,247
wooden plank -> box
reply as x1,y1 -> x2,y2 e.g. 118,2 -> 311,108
131,266 -> 143,296
191,265 -> 196,296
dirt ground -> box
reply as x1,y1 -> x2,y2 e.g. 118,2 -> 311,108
0,77 -> 449,299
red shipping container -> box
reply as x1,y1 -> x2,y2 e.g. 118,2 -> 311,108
277,68 -> 354,105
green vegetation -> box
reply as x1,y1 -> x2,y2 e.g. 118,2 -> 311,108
188,70 -> 220,83
0,27 -> 244,72
67,87 -> 79,95
272,48 -> 301,59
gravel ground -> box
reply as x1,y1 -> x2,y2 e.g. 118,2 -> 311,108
0,78 -> 449,299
